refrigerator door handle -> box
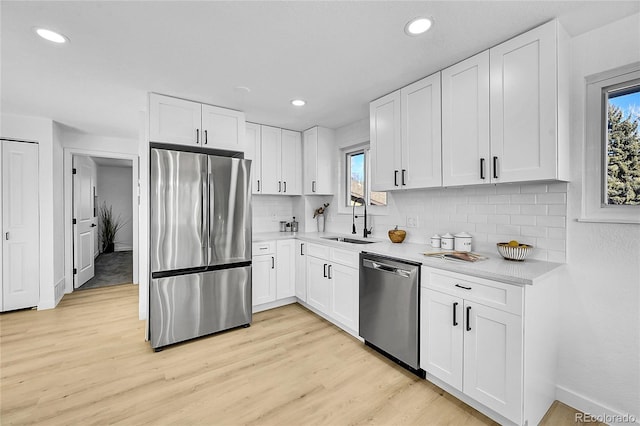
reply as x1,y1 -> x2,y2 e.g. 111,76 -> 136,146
201,172 -> 208,253
208,171 -> 214,258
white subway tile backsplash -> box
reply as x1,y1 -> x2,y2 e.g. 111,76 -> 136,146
521,204 -> 548,215
468,214 -> 488,223
496,224 -> 521,235
510,194 -> 537,204
475,223 -> 497,234
548,182 -> 569,193
496,204 -> 521,215
537,192 -> 567,204
511,215 -> 537,226
488,194 -> 510,204
547,204 -> 567,216
537,215 -> 566,228
496,184 -> 520,194
521,226 -> 547,238
488,214 -> 510,224
476,204 -> 497,214
520,183 -> 548,193
548,227 -> 566,240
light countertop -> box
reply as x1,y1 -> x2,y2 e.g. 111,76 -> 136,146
253,231 -> 565,286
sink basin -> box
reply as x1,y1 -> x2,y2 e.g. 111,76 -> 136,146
322,236 -> 376,244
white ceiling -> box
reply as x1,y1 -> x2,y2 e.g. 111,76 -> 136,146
2,1 -> 639,139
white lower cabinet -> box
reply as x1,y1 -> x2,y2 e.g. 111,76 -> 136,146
421,266 -> 558,426
306,256 -> 331,312
275,240 -> 295,298
252,252 -> 276,306
295,240 -> 307,301
328,263 -> 359,331
252,240 -> 295,308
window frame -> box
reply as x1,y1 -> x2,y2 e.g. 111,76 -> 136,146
338,143 -> 388,216
582,63 -> 640,224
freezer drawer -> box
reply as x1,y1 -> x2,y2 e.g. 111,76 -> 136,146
150,266 -> 251,349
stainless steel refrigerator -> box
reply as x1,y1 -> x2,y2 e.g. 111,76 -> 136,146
149,147 -> 252,350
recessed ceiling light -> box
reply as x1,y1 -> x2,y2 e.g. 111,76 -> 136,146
404,17 -> 433,36
34,28 -> 68,44
291,99 -> 306,107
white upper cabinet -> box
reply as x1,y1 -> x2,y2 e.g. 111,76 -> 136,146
370,73 -> 442,191
401,73 -> 442,189
149,93 -> 246,150
370,90 -> 401,191
442,51 -> 491,186
303,126 -> 334,195
490,19 -> 568,183
245,123 -> 262,194
281,130 -> 302,195
260,125 -> 282,194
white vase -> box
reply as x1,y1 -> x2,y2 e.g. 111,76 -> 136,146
317,214 -> 325,232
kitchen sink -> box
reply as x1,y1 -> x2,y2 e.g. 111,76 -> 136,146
322,236 -> 376,244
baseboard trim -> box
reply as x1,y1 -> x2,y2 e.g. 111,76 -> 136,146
252,297 -> 297,313
556,385 -> 640,425
54,277 -> 65,305
37,299 -> 56,310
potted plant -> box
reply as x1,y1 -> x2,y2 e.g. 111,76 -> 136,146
98,202 -> 124,253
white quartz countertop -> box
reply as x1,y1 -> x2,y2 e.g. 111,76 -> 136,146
253,231 -> 564,286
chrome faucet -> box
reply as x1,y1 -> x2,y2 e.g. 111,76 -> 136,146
352,197 -> 373,238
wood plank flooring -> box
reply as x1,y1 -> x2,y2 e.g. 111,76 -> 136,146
1,284 -> 595,425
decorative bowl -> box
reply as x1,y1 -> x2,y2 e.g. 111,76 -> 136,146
496,242 -> 533,261
388,229 -> 406,243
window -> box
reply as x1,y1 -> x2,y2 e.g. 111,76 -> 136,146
345,147 -> 387,207
583,64 -> 640,223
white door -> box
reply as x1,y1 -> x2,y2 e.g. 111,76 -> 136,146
252,254 -> 276,306
276,240 -> 295,298
148,93 -> 202,146
441,51 -> 490,186
259,125 -> 282,194
245,123 -> 262,194
280,130 -> 301,195
294,241 -> 306,301
1,141 -> 39,311
370,90 -> 402,191
306,256 -> 330,313
201,104 -> 245,151
329,263 -> 358,331
73,156 -> 96,288
303,127 -> 318,194
420,289 -> 463,391
489,20 -> 557,183
463,301 -> 523,424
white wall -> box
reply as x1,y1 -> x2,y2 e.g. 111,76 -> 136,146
96,165 -> 133,251
557,13 -> 640,421
0,114 -> 64,308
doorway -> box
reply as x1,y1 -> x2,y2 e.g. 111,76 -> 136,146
64,149 -> 139,294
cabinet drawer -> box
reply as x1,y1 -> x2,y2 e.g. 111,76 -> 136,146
422,267 -> 522,315
307,243 -> 330,259
330,247 -> 359,268
252,241 -> 275,255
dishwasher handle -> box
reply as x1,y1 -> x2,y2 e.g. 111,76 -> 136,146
362,259 -> 412,278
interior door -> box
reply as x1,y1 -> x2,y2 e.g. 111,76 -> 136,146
2,141 -> 39,311
73,155 -> 96,288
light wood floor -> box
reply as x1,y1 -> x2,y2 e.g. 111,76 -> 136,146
1,284 -> 595,425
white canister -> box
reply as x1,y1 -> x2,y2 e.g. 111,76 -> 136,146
454,232 -> 473,252
430,234 -> 441,248
441,233 -> 454,250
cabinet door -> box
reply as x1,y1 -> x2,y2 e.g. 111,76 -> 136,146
463,301 -> 523,424
441,51 -> 490,186
420,289 -> 463,391
329,263 -> 358,331
295,241 -> 307,301
370,90 -> 402,191
306,256 -> 330,313
276,240 -> 295,298
245,123 -> 262,194
401,73 -> 442,189
201,104 -> 245,151
280,130 -> 302,195
260,125 -> 282,194
252,254 -> 276,306
149,94 -> 201,146
490,20 -> 557,183
303,127 -> 318,194
315,127 -> 334,195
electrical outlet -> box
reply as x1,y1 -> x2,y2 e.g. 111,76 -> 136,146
406,215 -> 419,228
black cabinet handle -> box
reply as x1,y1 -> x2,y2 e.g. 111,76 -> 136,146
402,169 -> 407,185
204,129 -> 208,145
323,263 -> 328,278
312,181 -> 316,193
466,306 -> 472,331
453,302 -> 459,326
328,265 -> 332,279
493,156 -> 498,179
196,129 -> 200,144
271,256 -> 275,269
278,181 -> 282,192
300,243 -> 304,256
455,284 -> 472,290
283,181 -> 287,193
257,180 -> 260,192
394,170 -> 399,186
480,158 -> 485,180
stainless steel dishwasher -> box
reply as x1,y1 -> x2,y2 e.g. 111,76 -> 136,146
359,252 -> 424,377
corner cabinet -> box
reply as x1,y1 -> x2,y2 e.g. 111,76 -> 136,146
149,93 -> 245,151
420,266 -> 559,426
370,73 -> 442,191
303,127 -> 334,195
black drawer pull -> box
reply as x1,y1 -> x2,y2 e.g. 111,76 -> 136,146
466,306 -> 472,331
323,263 -> 327,278
480,158 -> 485,180
394,170 -> 399,186
300,243 -> 304,256
401,169 -> 407,185
453,302 -> 459,326
493,156 -> 499,179
455,284 -> 472,290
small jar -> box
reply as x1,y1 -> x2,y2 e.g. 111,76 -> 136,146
441,233 -> 454,250
279,221 -> 287,232
430,234 -> 441,248
454,232 -> 473,252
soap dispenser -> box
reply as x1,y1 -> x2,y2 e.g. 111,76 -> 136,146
291,217 -> 298,233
